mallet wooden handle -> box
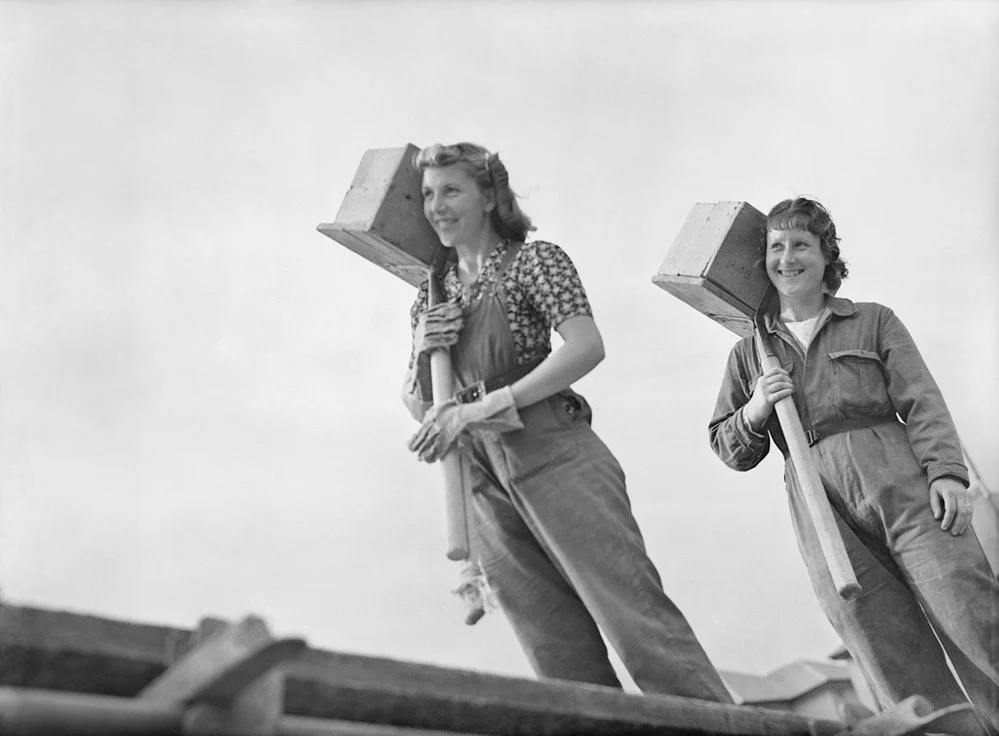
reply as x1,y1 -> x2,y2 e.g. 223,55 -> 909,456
428,258 -> 470,562
754,326 -> 861,600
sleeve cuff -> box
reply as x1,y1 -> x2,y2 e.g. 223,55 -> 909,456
926,463 -> 970,488
738,407 -> 767,441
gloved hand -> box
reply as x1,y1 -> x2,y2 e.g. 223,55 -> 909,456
413,302 -> 463,357
408,386 -> 523,463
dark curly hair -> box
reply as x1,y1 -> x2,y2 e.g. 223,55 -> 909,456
412,142 -> 535,243
761,197 -> 849,292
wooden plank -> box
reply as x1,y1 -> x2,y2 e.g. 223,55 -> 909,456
0,604 -> 844,735
317,144 -> 442,288
653,201 -> 770,336
0,688 -> 183,736
184,673 -> 287,736
0,686 -> 963,736
287,650 -> 844,736
139,616 -> 305,706
0,603 -> 191,696
281,715 -> 486,735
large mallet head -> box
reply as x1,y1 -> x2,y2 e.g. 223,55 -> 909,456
317,144 -> 441,287
652,202 -> 769,337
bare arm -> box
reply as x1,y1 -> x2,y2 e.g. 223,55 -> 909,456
401,369 -> 433,422
508,315 -> 604,409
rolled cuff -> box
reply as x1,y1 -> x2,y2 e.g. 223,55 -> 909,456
926,462 -> 970,488
737,406 -> 769,446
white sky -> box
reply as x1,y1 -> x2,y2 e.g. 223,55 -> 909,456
1,0 -> 996,684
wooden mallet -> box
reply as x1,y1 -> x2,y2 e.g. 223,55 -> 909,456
317,144 -> 470,561
653,202 -> 861,600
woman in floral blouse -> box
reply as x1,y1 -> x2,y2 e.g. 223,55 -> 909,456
403,141 -> 730,702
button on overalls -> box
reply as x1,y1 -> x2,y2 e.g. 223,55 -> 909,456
450,242 -> 732,701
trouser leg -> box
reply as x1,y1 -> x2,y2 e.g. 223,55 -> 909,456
488,418 -> 731,702
468,452 -> 622,689
787,476 -> 992,736
885,483 -> 999,734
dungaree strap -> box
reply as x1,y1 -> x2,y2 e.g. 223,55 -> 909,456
485,240 -> 524,295
483,240 -> 529,388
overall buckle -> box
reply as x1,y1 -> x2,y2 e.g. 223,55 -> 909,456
805,429 -> 820,446
454,381 -> 486,405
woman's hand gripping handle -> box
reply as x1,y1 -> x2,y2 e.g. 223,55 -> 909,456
753,313 -> 861,600
744,366 -> 794,432
424,255 -> 470,562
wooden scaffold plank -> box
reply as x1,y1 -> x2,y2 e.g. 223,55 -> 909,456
0,603 -> 972,736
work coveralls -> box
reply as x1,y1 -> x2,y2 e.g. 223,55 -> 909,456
710,296 -> 999,735
447,241 -> 732,702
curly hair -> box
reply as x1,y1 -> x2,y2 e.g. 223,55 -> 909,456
412,142 -> 535,243
761,197 -> 849,292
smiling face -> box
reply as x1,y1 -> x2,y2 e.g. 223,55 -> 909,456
765,228 -> 829,302
421,164 -> 494,248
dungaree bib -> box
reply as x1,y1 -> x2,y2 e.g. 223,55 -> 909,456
450,241 -> 534,394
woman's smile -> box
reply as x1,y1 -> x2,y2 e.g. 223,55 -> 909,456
766,228 -> 828,299
421,164 -> 492,248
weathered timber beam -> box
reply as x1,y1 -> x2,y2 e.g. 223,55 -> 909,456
0,687 -> 970,736
0,688 -> 483,736
0,603 -> 189,696
139,616 -> 304,705
0,603 -> 844,735
288,650 -> 841,736
0,688 -> 181,736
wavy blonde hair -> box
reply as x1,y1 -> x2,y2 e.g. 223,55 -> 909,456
413,142 -> 535,242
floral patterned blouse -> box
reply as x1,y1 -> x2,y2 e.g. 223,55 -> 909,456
408,240 -> 592,369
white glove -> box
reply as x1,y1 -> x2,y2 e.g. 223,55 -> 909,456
412,302 -> 463,357
408,386 -> 522,463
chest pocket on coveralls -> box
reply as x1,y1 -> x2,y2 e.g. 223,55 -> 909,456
828,349 -> 888,414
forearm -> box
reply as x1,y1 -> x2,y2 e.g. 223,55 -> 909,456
401,355 -> 434,422
509,331 -> 604,409
709,344 -> 771,471
401,387 -> 432,422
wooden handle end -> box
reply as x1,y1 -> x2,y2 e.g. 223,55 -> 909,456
837,581 -> 862,601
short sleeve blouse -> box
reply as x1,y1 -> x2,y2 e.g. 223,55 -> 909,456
409,240 -> 592,367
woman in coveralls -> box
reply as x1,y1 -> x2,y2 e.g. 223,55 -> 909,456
709,197 -> 999,734
403,142 -> 731,702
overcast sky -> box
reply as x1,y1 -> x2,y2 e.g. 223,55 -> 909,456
1,0 -> 996,686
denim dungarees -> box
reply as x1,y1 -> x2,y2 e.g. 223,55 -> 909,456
452,242 -> 732,702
